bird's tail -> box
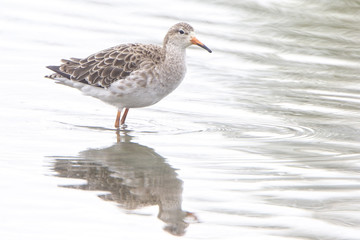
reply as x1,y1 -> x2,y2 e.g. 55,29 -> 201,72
45,65 -> 71,79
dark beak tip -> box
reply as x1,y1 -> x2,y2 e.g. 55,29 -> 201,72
197,43 -> 212,53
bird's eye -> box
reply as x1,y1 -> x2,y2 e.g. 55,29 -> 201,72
179,30 -> 185,34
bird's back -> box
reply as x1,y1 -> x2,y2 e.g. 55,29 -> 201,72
48,43 -> 164,88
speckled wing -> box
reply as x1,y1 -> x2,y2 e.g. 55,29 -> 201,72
58,43 -> 164,88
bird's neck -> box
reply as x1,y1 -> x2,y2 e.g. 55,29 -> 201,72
162,43 -> 187,72
157,44 -> 187,92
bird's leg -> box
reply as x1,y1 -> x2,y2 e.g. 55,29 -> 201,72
120,108 -> 129,125
114,109 -> 121,128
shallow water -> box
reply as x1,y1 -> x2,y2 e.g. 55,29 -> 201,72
1,0 -> 360,239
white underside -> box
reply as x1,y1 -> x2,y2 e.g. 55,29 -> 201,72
54,76 -> 180,109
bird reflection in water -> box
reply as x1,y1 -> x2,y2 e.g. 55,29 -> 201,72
51,132 -> 196,236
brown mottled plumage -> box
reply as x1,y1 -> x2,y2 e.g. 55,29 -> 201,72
46,22 -> 211,128
59,44 -> 164,88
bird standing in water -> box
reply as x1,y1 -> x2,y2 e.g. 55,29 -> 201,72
46,22 -> 212,128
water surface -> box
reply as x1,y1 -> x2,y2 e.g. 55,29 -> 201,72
1,0 -> 360,239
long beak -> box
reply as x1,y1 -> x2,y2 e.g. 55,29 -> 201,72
191,37 -> 212,53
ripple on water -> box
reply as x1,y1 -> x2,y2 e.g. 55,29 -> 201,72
57,116 -> 207,136
209,122 -> 316,141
